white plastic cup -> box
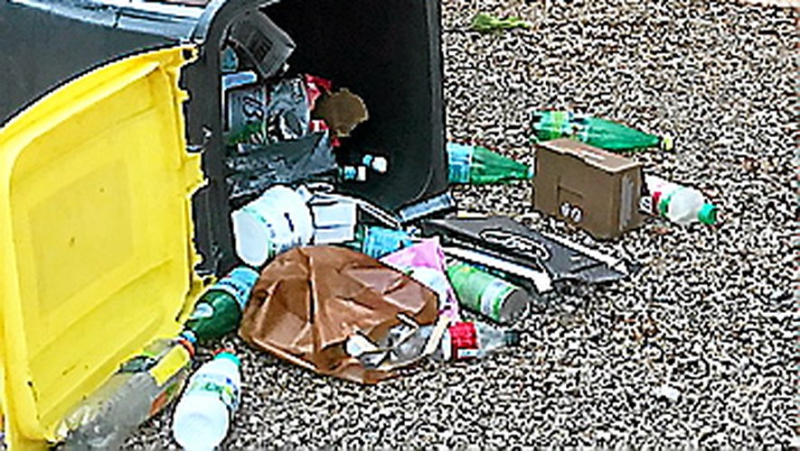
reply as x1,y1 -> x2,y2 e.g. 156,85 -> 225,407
172,353 -> 241,451
231,185 -> 313,266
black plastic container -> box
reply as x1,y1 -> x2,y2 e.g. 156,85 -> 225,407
0,0 -> 448,275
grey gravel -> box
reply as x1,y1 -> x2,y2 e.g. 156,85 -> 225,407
126,0 -> 796,448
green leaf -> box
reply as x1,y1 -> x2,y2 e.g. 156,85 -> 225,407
471,12 -> 532,33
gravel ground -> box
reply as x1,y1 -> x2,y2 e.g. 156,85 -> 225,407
127,0 -> 796,448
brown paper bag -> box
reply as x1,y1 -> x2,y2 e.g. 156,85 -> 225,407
239,246 -> 439,384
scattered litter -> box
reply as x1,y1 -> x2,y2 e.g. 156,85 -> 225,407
447,261 -> 531,324
226,132 -> 336,200
339,164 -> 368,182
308,194 -> 358,244
654,384 -> 682,402
184,267 -> 260,343
531,110 -> 673,152
238,246 -> 439,384
172,351 -> 242,450
349,225 -> 415,259
381,238 -> 460,319
369,319 -> 521,365
641,175 -> 718,226
362,154 -> 389,173
470,12 -> 532,33
314,88 -> 369,137
422,216 -> 633,286
58,335 -> 196,449
534,138 -> 643,239
231,185 -> 314,267
447,142 -> 533,185
227,12 -> 295,80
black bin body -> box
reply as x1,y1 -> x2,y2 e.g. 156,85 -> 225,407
0,0 -> 447,275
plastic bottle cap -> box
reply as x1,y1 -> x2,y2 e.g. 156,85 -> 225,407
660,136 -> 674,151
698,203 -> 718,225
215,351 -> 241,367
504,330 -> 522,346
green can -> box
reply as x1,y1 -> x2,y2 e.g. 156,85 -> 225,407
446,262 -> 529,324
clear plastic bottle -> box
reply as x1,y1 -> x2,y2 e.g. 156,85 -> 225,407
390,320 -> 521,364
172,351 -> 242,451
642,175 -> 717,226
59,335 -> 195,449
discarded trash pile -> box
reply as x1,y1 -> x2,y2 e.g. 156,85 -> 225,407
3,0 -> 792,448
53,98 -> 720,448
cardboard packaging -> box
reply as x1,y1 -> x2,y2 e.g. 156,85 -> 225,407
533,138 -> 643,239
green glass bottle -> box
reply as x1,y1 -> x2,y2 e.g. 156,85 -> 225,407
531,110 -> 674,152
184,267 -> 259,342
447,142 -> 534,185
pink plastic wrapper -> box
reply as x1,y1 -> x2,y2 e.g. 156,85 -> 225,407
380,238 -> 460,320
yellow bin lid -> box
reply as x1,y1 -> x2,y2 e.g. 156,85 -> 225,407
0,46 -> 205,449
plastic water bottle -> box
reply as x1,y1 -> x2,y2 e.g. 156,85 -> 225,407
390,321 -> 521,363
172,352 -> 242,451
59,335 -> 195,449
447,142 -> 534,184
447,262 -> 530,324
641,175 -> 717,225
184,267 -> 260,342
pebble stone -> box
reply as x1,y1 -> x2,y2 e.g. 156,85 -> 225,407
122,0 -> 795,448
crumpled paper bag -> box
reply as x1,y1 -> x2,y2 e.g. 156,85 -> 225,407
239,246 -> 439,384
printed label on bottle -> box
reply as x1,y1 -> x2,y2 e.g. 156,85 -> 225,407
213,267 -> 259,309
148,345 -> 191,387
186,373 -> 241,411
447,322 -> 479,361
480,280 -> 515,321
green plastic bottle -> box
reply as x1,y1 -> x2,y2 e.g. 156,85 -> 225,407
184,267 -> 259,342
447,142 -> 534,184
530,110 -> 673,152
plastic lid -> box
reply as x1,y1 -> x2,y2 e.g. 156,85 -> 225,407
660,136 -> 674,151
698,203 -> 718,225
504,330 -> 522,346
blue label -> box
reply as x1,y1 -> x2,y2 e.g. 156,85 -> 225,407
446,143 -> 474,184
362,227 -> 413,259
214,267 -> 259,309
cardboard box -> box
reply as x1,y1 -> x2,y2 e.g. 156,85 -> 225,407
534,138 -> 643,239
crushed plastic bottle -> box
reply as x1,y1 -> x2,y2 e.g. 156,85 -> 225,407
59,335 -> 195,449
172,351 -> 242,451
354,320 -> 521,367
